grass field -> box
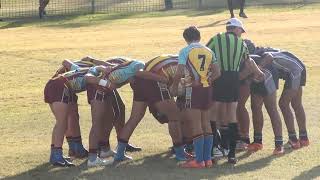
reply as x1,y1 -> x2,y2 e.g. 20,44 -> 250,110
0,4 -> 320,180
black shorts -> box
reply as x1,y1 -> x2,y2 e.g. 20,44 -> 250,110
212,71 -> 240,102
251,64 -> 279,96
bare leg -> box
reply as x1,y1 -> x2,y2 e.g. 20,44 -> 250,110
65,104 -> 81,137
49,102 -> 69,147
237,84 -> 250,142
279,88 -> 297,138
155,99 -> 183,146
89,100 -> 108,152
264,92 -> 282,138
118,101 -> 148,141
251,94 -> 264,139
291,87 -> 307,133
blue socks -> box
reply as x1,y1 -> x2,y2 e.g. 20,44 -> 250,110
174,145 -> 187,161
114,141 -> 128,161
203,135 -> 214,161
193,136 -> 204,163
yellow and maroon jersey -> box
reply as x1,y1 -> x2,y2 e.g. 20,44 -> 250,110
145,54 -> 179,82
178,43 -> 216,87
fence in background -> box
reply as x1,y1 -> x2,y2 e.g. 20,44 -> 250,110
0,0 -> 318,19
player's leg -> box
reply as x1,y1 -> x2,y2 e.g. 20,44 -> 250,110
88,100 -> 113,167
291,87 -> 309,146
114,101 -> 148,161
279,88 -> 300,149
49,102 -> 74,166
201,109 -> 214,168
112,90 -> 142,152
236,83 -> 251,150
180,109 -> 205,168
65,103 -> 88,159
45,79 -> 73,166
154,99 -> 185,161
98,98 -> 116,159
248,94 -> 264,152
263,92 -> 284,155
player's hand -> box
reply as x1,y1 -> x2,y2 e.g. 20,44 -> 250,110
169,85 -> 178,97
103,83 -> 117,91
159,76 -> 169,84
81,56 -> 93,62
253,71 -> 265,82
103,66 -> 113,75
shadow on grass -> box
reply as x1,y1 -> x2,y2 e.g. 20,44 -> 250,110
2,149 -> 295,180
292,165 -> 320,180
198,18 -> 228,29
0,8 -> 226,30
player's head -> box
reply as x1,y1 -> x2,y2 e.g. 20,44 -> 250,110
226,18 -> 245,37
244,39 -> 256,54
183,26 -> 201,44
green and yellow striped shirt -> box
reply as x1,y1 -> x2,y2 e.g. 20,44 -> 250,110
206,32 -> 249,72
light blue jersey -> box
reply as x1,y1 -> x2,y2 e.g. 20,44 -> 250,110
89,60 -> 145,84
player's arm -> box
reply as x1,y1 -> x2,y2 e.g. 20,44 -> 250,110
245,58 -> 264,82
242,47 -> 264,82
135,71 -> 168,83
81,56 -> 114,66
171,48 -> 188,96
171,64 -> 185,96
84,66 -> 116,90
62,59 -> 80,70
257,53 -> 273,68
208,51 -> 221,84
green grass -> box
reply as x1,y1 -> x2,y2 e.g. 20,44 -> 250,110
0,4 -> 320,180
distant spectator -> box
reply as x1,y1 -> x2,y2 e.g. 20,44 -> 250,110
227,0 -> 248,18
39,0 -> 50,19
164,0 -> 173,10
0,0 -> 2,21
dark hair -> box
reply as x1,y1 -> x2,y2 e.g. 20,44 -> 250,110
183,26 -> 200,42
244,39 -> 256,54
226,26 -> 237,31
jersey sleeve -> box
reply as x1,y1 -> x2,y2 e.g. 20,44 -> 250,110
70,62 -> 81,71
210,50 -> 218,64
242,41 -> 250,61
178,47 -> 188,65
206,37 -> 215,50
87,66 -> 101,76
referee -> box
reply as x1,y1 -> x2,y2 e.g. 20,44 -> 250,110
206,18 -> 263,164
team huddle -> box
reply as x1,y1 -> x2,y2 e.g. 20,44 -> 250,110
44,18 -> 309,168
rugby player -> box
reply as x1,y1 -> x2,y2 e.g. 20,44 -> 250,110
235,40 -> 285,154
81,56 -> 143,153
85,59 -> 146,167
245,42 -> 309,149
44,60 -> 112,167
113,54 -> 189,163
171,26 -> 220,168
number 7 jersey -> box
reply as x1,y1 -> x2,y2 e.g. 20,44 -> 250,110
178,42 -> 217,87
